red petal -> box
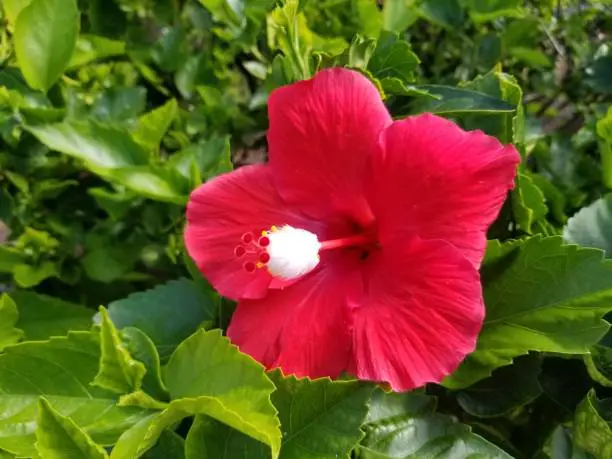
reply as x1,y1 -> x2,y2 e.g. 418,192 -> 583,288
368,113 -> 520,267
227,260 -> 358,379
185,165 -> 317,301
267,68 -> 391,226
349,238 -> 484,392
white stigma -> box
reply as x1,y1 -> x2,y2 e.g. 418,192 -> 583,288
265,225 -> 321,279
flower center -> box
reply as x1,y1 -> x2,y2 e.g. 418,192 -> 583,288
233,225 -> 376,280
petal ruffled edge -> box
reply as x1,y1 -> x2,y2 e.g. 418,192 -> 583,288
227,260 -> 358,379
348,237 -> 485,391
267,67 -> 392,226
367,113 -> 520,267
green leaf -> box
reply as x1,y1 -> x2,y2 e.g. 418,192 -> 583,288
368,31 -> 420,83
445,237 -> 612,389
35,397 -> 109,459
164,329 -> 281,457
564,194 -> 612,256
457,355 -> 542,418
597,108 -> 612,188
111,329 -> 281,458
87,0 -> 127,37
359,391 -> 513,458
0,332 -> 152,457
509,47 -> 551,69
419,0 -> 464,29
13,261 -> 59,288
169,136 -> 233,184
142,430 -> 185,459
2,0 -> 33,25
14,0 -> 79,92
382,0 -> 418,34
82,246 -> 138,283
105,166 -> 188,204
132,100 -> 178,151
267,0 -> 346,80
0,246 -> 25,273
513,172 -> 548,234
102,278 -> 218,361
33,179 -> 79,201
26,121 -> 149,171
586,56 -> 612,95
537,425 -> 594,459
4,171 -> 28,193
584,345 -> 612,387
574,390 -> 612,459
464,0 -> 523,22
477,33 -> 502,69
92,308 -> 146,395
121,327 -> 169,401
68,35 -> 126,69
9,291 -> 93,340
408,85 -> 515,114
185,416 -> 268,459
0,295 -> 23,351
91,87 -> 147,122
88,188 -> 135,221
113,397 -> 273,459
344,35 -> 377,70
118,390 -> 169,412
198,0 -> 245,27
270,373 -> 373,458
461,69 -> 523,144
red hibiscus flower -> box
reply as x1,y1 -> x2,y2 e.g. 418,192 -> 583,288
185,68 -> 520,391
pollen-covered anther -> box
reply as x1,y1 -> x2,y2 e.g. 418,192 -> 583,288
264,225 -> 321,280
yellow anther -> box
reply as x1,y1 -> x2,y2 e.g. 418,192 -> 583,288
261,230 -> 267,236
256,262 -> 264,269
271,225 -> 278,232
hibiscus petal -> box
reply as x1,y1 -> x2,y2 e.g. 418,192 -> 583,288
349,238 -> 484,392
227,259 -> 358,379
267,68 -> 391,226
368,113 -> 520,267
185,164 -> 317,301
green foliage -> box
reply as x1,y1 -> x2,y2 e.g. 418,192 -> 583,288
164,329 -> 281,457
35,397 -> 109,459
0,332 -> 151,457
446,236 -> 612,388
0,0 -> 612,457
92,308 -> 147,395
14,0 -> 79,91
574,390 -> 612,458
9,290 -> 93,340
564,193 -> 612,256
0,295 -> 23,350
358,390 -> 512,458
269,372 -> 373,458
102,278 -> 218,360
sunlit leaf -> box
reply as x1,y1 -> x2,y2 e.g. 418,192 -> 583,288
445,236 -> 612,388
35,397 -> 109,459
14,0 -> 79,91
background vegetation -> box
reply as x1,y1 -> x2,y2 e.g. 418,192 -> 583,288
1,0 -> 612,457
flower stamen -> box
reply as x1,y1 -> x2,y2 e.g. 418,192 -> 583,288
235,225 -> 376,279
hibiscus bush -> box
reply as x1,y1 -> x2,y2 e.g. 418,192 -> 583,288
1,0 -> 612,457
